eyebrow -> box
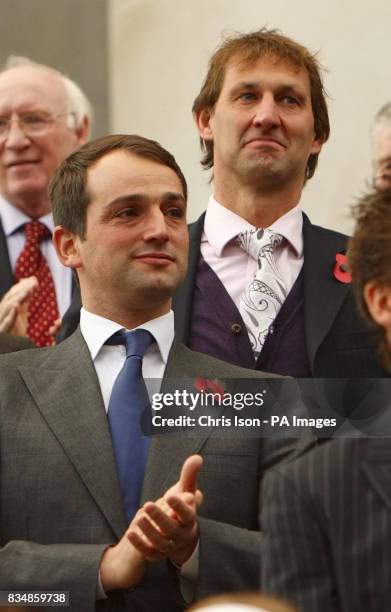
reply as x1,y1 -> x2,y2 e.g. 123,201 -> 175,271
104,192 -> 186,208
0,108 -> 52,116
229,80 -> 306,97
229,81 -> 258,93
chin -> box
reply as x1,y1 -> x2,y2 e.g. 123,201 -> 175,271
8,178 -> 48,198
131,276 -> 173,298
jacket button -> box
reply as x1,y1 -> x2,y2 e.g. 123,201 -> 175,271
231,323 -> 242,335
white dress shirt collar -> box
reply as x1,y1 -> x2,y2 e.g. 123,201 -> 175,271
0,195 -> 54,235
204,195 -> 303,257
80,307 -> 174,364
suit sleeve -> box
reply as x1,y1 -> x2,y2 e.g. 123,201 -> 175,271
0,541 -> 108,611
193,434 -> 315,600
260,465 -> 337,612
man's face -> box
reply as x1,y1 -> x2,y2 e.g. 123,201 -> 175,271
0,66 -> 87,216
373,127 -> 391,192
70,150 -> 188,319
198,55 -> 322,190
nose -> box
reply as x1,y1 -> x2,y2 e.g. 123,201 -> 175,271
252,94 -> 281,130
143,209 -> 169,243
3,118 -> 31,149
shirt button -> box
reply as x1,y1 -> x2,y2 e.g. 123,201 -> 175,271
231,323 -> 242,335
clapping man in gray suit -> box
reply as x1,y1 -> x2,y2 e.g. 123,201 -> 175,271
261,190 -> 391,611
0,134 -> 309,611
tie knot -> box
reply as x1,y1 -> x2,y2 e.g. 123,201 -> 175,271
24,220 -> 50,243
237,228 -> 283,261
123,329 -> 153,359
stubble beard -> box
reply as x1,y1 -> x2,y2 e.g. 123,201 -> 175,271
238,153 -> 296,192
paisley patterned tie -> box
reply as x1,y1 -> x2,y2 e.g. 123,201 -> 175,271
237,228 -> 287,358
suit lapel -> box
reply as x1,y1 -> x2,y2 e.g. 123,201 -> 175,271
175,213 -> 352,374
302,214 -> 350,370
173,213 -> 204,343
141,340 -> 215,502
0,217 -> 14,296
18,330 -> 126,539
362,438 -> 391,514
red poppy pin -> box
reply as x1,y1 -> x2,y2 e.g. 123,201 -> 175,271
333,252 -> 352,284
194,377 -> 225,403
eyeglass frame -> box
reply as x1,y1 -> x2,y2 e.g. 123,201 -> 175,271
0,110 -> 76,143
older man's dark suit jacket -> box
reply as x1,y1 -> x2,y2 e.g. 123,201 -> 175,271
0,217 -> 15,298
0,329 -> 310,612
261,437 -> 391,611
59,213 -> 386,377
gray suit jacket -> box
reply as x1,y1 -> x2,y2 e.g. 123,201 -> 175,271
0,329 -> 310,611
261,437 -> 391,611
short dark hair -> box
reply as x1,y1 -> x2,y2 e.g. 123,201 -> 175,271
49,134 -> 188,238
193,28 -> 329,180
348,190 -> 391,369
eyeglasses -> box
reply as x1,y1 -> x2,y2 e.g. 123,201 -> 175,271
0,111 -> 72,142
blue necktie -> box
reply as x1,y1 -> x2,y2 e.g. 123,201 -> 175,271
107,329 -> 153,522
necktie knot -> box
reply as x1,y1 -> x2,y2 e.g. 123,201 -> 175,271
24,220 -> 50,244
123,329 -> 153,359
237,228 -> 283,262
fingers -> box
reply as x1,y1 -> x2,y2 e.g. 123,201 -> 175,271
0,277 -> 38,334
48,318 -> 62,337
3,277 -> 38,305
128,514 -> 175,562
127,492 -> 199,563
0,304 -> 17,333
146,495 -> 196,531
127,505 -> 175,562
126,456 -> 203,565
178,454 -> 203,494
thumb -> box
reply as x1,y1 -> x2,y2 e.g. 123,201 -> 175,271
179,454 -> 203,494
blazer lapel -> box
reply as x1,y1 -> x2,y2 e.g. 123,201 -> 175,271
141,339 -> 216,502
173,213 -> 204,343
0,217 -> 14,296
362,438 -> 391,514
302,214 -> 350,370
18,330 -> 126,539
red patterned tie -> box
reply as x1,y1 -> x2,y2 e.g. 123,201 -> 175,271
15,221 -> 59,347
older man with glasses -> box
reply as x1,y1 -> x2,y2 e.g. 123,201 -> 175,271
0,56 -> 91,347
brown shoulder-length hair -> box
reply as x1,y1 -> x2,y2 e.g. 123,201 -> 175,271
49,134 -> 187,239
193,28 -> 329,181
348,190 -> 391,370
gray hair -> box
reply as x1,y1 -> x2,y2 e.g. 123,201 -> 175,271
373,101 -> 391,136
2,55 -> 93,133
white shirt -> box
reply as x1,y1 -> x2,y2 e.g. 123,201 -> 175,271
0,196 -> 72,316
201,195 -> 304,308
79,306 -> 173,410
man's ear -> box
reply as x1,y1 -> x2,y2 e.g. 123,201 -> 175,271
194,108 -> 214,141
310,134 -> 324,155
53,226 -> 83,270
364,281 -> 391,330
74,115 -> 90,147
